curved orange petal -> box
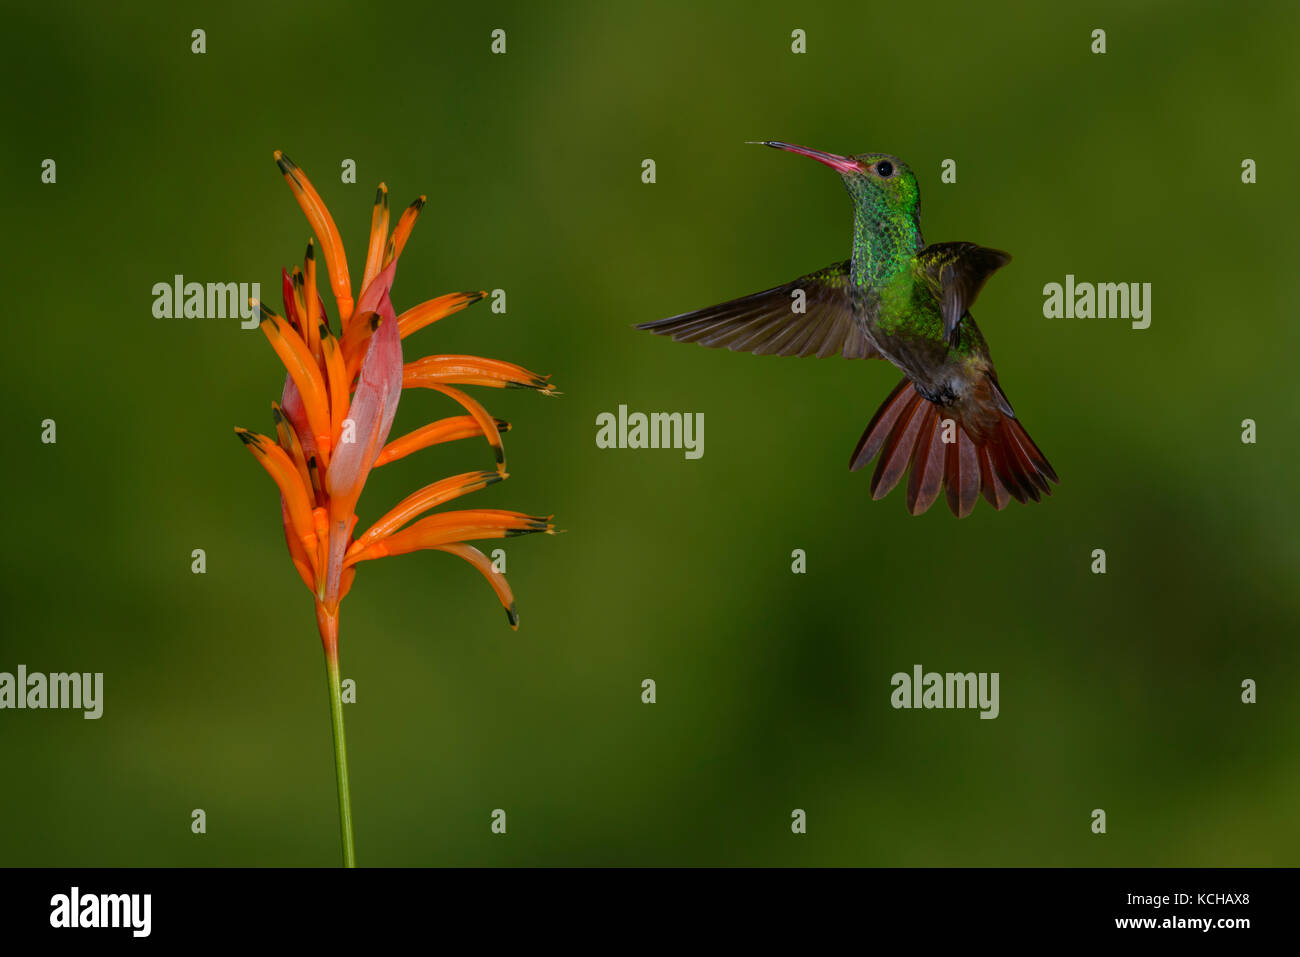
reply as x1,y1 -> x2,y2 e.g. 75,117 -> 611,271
397,291 -> 485,339
403,355 -> 556,393
354,470 -> 504,550
289,266 -> 307,320
319,324 -> 350,441
257,302 -> 332,462
434,543 -> 518,629
271,402 -> 313,503
374,415 -> 511,468
235,428 -> 317,552
280,497 -> 316,590
360,184 -> 389,301
381,196 -> 425,269
304,240 -> 322,359
402,383 -> 507,473
274,151 -> 354,323
345,510 -> 553,565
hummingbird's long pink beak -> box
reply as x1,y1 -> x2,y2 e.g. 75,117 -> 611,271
750,141 -> 860,174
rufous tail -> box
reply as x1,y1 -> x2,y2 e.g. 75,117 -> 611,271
849,376 -> 1058,517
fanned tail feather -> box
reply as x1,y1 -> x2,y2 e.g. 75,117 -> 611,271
849,377 -> 1057,517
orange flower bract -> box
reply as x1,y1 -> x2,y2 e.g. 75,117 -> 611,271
236,152 -> 557,643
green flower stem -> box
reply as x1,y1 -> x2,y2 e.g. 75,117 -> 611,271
316,600 -> 355,868
325,651 -> 355,867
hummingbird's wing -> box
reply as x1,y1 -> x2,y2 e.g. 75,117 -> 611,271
917,243 -> 1011,346
635,261 -> 880,359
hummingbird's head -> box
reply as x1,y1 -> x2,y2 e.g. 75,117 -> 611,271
753,142 -> 921,229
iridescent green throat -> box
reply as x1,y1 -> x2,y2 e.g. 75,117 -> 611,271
847,186 -> 924,289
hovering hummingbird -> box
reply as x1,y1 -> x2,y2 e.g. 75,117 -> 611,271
636,141 -> 1057,517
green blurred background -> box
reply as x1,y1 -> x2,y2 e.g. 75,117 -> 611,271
1,0 -> 1296,866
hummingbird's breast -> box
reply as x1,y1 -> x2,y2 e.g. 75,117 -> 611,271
851,280 -> 988,408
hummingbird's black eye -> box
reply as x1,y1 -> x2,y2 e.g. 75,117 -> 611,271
875,160 -> 894,177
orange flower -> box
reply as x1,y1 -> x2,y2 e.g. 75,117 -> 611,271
233,153 -> 556,865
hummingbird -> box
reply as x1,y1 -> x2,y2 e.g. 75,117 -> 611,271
636,141 -> 1057,517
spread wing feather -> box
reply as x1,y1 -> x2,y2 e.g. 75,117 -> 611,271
636,261 -> 880,360
917,242 -> 1011,345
